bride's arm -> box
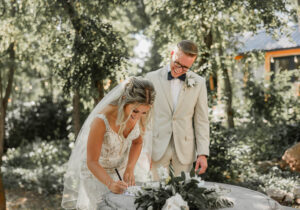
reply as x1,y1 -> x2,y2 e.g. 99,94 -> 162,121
124,135 -> 143,186
87,118 -> 128,194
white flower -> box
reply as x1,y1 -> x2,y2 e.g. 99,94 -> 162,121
124,186 -> 142,196
157,166 -> 169,181
162,193 -> 189,210
191,176 -> 205,187
185,75 -> 197,88
184,172 -> 205,187
187,78 -> 195,87
142,181 -> 160,189
197,181 -> 205,187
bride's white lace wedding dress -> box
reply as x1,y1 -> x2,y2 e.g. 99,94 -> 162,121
62,79 -> 153,210
73,114 -> 140,210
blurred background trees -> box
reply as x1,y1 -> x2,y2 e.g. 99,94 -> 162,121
1,0 -> 299,208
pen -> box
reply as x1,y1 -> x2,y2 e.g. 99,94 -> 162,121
115,168 -> 122,181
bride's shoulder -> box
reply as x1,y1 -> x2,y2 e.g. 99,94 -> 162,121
98,105 -> 116,115
97,105 -> 118,124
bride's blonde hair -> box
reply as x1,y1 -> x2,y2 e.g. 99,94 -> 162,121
110,77 -> 156,136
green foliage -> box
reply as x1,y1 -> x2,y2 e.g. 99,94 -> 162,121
135,167 -> 234,210
237,69 -> 300,161
203,101 -> 300,194
240,164 -> 300,194
143,0 -> 296,76
243,70 -> 300,124
2,139 -> 71,194
201,119 -> 300,206
57,16 -> 128,94
140,0 -> 297,128
202,121 -> 250,183
238,121 -> 300,162
203,69 -> 300,202
5,95 -> 71,149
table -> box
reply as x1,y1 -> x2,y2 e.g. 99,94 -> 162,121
97,182 -> 297,210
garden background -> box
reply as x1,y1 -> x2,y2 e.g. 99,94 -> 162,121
0,0 -> 300,209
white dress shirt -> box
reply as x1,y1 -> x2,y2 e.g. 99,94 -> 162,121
168,65 -> 183,110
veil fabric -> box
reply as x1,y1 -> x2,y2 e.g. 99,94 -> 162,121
61,79 -> 153,209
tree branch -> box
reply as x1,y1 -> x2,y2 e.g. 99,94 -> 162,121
137,0 -> 150,26
60,0 -> 81,31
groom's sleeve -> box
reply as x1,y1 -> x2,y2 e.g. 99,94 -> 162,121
194,78 -> 210,157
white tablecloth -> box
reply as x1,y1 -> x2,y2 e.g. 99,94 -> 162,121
97,182 -> 297,210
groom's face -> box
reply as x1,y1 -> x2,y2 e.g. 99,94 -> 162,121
170,49 -> 196,78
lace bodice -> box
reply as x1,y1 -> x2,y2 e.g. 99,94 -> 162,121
81,114 -> 140,177
96,114 -> 140,172
77,114 -> 141,209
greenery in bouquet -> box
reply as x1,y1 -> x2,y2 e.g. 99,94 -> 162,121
134,167 -> 234,210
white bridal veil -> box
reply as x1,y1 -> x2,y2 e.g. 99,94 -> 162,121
61,78 -> 153,209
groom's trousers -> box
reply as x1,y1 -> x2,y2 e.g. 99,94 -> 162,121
151,135 -> 193,181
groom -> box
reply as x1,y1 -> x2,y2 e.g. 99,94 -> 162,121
146,40 -> 209,180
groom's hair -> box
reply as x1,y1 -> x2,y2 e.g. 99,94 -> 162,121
177,40 -> 198,57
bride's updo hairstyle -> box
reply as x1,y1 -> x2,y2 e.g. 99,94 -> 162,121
110,77 -> 156,136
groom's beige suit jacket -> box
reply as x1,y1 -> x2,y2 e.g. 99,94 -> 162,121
146,65 -> 210,165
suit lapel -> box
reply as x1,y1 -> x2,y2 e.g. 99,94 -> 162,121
174,72 -> 188,115
159,66 -> 173,112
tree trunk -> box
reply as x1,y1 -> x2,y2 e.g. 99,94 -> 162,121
298,0 -> 300,30
0,41 -> 15,210
95,80 -> 104,105
49,69 -> 54,100
217,46 -> 234,129
222,68 -> 235,128
61,1 -> 85,138
0,91 -> 5,209
196,29 -> 213,75
72,89 -> 81,137
0,172 -> 4,210
0,105 -> 5,210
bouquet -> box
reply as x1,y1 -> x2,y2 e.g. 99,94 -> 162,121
134,166 -> 234,210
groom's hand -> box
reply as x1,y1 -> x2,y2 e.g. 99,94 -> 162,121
195,155 -> 208,175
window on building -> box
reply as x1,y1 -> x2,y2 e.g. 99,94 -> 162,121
270,55 -> 300,81
270,55 -> 300,72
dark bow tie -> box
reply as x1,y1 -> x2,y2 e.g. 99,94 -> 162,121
167,71 -> 186,81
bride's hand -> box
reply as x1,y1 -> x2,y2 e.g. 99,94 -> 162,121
108,180 -> 128,194
123,167 -> 135,186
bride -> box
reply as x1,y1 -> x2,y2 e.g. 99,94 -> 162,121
61,77 -> 156,210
